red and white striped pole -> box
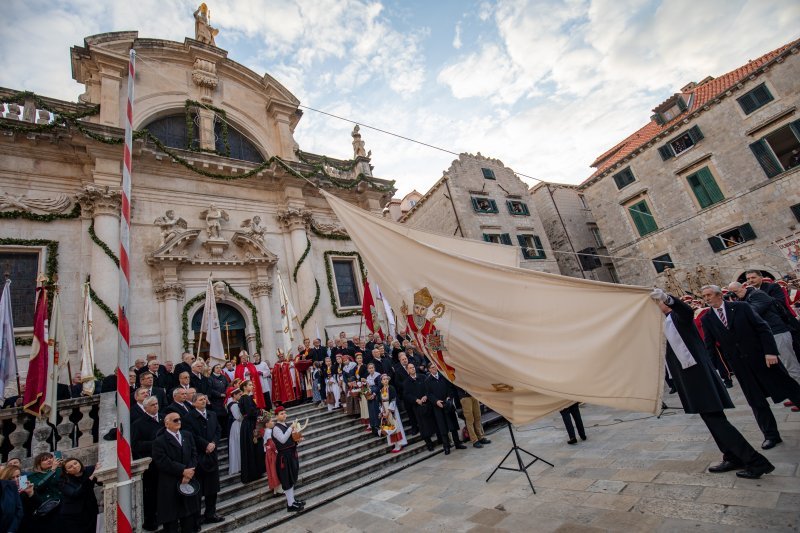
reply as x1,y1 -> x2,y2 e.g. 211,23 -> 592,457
116,47 -> 135,533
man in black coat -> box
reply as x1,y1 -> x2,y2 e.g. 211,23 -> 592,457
393,353 -> 418,435
132,396 -> 162,531
139,372 -> 167,409
310,338 -> 327,363
183,393 -> 224,525
746,270 -> 800,362
151,412 -> 200,533
651,289 -> 774,479
700,284 -> 800,451
190,362 -> 210,395
424,362 -> 466,454
729,282 -> 800,385
163,388 -> 193,418
403,363 -> 435,449
174,353 -> 195,380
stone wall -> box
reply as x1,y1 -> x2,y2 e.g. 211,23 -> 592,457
581,49 -> 800,288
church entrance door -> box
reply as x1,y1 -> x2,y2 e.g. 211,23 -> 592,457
191,303 -> 247,362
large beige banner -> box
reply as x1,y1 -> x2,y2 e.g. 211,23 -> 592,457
323,191 -> 664,424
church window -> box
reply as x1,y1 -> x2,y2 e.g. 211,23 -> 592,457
331,259 -> 361,308
737,83 -> 774,115
626,198 -> 658,237
471,197 -> 498,213
708,223 -> 756,252
750,120 -> 800,178
516,234 -> 546,259
144,114 -> 198,150
686,167 -> 725,209
652,253 -> 674,274
214,120 -> 265,163
0,250 -> 42,328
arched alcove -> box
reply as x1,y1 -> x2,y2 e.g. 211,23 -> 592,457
191,302 -> 246,361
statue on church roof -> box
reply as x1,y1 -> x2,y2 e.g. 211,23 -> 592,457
240,215 -> 267,243
154,209 -> 188,245
352,124 -> 367,159
193,3 -> 219,46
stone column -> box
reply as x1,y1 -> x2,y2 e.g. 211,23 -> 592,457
276,208 -> 313,341
155,282 -> 185,362
77,185 -> 121,376
250,279 -> 276,363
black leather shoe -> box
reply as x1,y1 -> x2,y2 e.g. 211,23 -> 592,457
567,438 -> 578,445
579,434 -> 587,441
287,503 -> 304,512
761,438 -> 782,450
708,460 -> 742,473
668,387 -> 676,394
472,441 -> 483,448
736,463 -> 775,479
444,447 -> 451,455
294,499 -> 305,506
723,379 -> 733,388
204,515 -> 225,524
454,443 -> 467,450
479,438 -> 491,444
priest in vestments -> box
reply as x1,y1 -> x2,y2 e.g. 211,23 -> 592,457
272,351 -> 297,406
235,351 -> 265,409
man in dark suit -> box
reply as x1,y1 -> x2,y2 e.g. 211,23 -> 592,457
310,338 -> 327,363
174,353 -> 195,380
132,396 -> 162,531
131,387 -> 150,424
651,289 -> 774,479
151,412 -> 200,533
747,269 -> 800,364
424,362 -> 466,455
183,393 -> 224,525
700,284 -> 800,451
139,372 -> 167,408
145,359 -> 171,390
190,361 -> 209,395
393,352 -> 418,435
163,388 -> 193,418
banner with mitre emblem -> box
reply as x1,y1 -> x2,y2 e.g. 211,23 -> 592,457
774,231 -> 800,273
322,190 -> 665,425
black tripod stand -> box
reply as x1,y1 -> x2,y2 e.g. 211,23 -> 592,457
657,401 -> 683,418
485,421 -> 554,493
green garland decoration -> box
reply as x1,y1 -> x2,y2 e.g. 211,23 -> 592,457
300,278 -> 320,330
296,150 -> 359,172
0,90 -> 395,191
0,202 -> 81,222
181,280 -> 263,354
292,236 -> 311,282
309,221 -> 351,241
87,277 -> 118,327
323,250 -> 367,318
88,219 -> 120,267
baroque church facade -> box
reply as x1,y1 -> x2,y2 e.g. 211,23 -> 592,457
1,30 -> 394,377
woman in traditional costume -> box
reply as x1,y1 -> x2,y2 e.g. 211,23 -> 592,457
378,374 -> 407,452
226,388 -> 243,476
239,381 -> 266,483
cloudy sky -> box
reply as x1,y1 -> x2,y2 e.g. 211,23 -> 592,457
1,0 -> 798,196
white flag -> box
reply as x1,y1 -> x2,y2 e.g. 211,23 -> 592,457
46,291 -> 68,425
80,282 -> 95,397
200,278 -> 226,364
374,283 -> 395,337
276,271 -> 299,355
0,280 -> 18,399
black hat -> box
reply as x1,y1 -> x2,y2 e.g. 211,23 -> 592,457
177,478 -> 200,497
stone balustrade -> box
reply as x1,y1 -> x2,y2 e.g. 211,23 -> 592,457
0,395 -> 100,465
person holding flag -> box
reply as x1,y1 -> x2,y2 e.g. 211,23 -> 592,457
23,281 -> 49,416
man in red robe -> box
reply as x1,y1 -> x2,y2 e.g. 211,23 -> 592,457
235,350 -> 265,409
271,351 -> 296,406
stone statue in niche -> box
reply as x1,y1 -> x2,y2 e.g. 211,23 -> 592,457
154,209 -> 188,245
200,204 -> 229,239
240,216 -> 267,243
352,125 -> 367,158
193,3 -> 219,46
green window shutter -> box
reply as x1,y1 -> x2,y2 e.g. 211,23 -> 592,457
471,197 -> 480,212
687,125 -> 704,144
630,200 -> 657,236
501,233 -> 512,245
688,174 -> 712,208
651,113 -> 664,126
739,223 -> 756,242
658,145 -> 673,161
506,200 -> 513,214
790,119 -> 800,142
522,203 -> 530,215
749,139 -> 782,177
516,235 -> 526,247
489,199 -> 498,213
483,234 -> 492,242
696,167 -> 724,204
708,235 -> 725,253
792,203 -> 800,223
533,235 -> 545,258
629,204 -> 647,236
677,96 -> 687,111
752,85 -> 773,107
737,93 -> 758,114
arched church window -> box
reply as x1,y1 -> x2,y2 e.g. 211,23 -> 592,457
143,114 -> 199,150
214,119 -> 265,163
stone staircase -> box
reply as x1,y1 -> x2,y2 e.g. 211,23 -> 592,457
204,401 -> 441,532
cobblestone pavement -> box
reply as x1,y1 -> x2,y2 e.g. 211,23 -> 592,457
283,384 -> 799,532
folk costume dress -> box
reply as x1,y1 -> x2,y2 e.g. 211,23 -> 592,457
263,427 -> 281,493
379,384 -> 407,449
227,397 -> 242,475
239,393 -> 266,483
323,363 -> 340,411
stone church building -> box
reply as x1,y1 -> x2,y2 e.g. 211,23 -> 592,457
0,30 -> 394,378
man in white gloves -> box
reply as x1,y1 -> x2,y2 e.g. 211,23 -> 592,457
649,288 -> 774,479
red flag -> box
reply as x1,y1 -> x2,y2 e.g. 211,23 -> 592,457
23,288 -> 49,417
361,279 -> 383,339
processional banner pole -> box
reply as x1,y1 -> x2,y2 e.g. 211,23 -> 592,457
116,47 -> 136,533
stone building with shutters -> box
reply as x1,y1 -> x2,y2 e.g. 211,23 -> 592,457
529,183 -> 618,283
0,29 -> 394,380
579,37 -> 800,290
399,153 -> 560,274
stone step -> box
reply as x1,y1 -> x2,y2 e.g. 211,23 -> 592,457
205,439 -> 439,533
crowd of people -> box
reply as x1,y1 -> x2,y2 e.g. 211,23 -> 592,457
652,270 -> 800,480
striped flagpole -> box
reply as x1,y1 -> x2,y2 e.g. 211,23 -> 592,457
116,47 -> 135,533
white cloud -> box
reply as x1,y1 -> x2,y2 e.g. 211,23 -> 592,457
453,22 -> 462,49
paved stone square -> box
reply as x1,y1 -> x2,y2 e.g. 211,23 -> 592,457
285,385 -> 799,532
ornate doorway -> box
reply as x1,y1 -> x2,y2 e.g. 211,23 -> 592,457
191,303 -> 247,362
